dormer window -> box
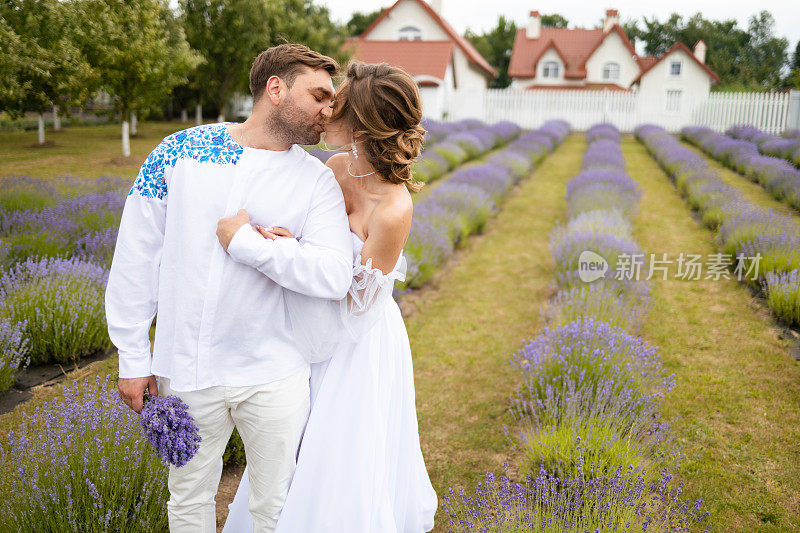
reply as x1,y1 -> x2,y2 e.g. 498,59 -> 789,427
542,61 -> 560,78
398,26 -> 422,41
669,60 -> 682,77
602,62 -> 620,81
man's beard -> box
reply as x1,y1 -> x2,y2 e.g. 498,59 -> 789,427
267,94 -> 321,146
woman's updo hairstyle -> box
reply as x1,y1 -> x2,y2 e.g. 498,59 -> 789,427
330,61 -> 426,192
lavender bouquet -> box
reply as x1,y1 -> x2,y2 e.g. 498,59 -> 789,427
140,390 -> 201,468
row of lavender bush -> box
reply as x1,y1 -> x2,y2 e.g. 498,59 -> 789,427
636,124 -> 800,327
726,124 -> 800,168
413,119 -> 522,184
442,124 -> 707,531
0,177 -> 126,386
681,126 -> 800,213
0,120 -> 568,527
0,119 -> 523,390
403,120 -> 569,288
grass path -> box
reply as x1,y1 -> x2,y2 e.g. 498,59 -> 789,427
623,137 -> 800,531
680,140 -> 799,220
407,135 -> 582,505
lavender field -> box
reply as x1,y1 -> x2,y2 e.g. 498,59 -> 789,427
0,120 -> 799,531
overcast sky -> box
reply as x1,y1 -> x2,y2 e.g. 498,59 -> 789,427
317,0 -> 800,53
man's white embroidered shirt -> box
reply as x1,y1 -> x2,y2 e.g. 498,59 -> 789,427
105,123 -> 353,391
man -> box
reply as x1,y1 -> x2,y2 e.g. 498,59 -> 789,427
106,43 -> 353,532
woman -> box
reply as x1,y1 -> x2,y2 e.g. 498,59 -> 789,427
222,62 -> 438,532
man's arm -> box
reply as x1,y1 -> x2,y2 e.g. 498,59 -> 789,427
225,169 -> 353,300
105,137 -> 173,411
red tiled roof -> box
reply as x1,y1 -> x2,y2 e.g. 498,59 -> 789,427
359,0 -> 496,78
636,56 -> 659,71
509,27 -> 602,79
509,25 -> 636,79
344,39 -> 454,82
632,41 -> 720,83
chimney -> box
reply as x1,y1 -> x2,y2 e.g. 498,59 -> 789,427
603,9 -> 619,32
428,0 -> 442,14
527,10 -> 541,39
694,40 -> 707,64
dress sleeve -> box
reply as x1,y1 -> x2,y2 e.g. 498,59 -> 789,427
284,253 -> 406,363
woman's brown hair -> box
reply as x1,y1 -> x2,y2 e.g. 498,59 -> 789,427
330,61 -> 426,192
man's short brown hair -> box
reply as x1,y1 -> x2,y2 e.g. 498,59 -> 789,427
249,44 -> 339,102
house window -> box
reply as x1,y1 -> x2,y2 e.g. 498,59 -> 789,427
542,61 -> 560,78
602,62 -> 620,81
669,61 -> 682,77
398,26 -> 422,41
665,90 -> 682,112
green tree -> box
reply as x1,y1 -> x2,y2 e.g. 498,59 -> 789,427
466,16 -> 516,88
0,0 -> 95,144
786,40 -> 800,89
0,19 -> 34,113
180,0 -> 345,125
541,14 -> 568,28
346,8 -> 384,37
181,0 -> 273,123
629,12 -> 787,90
271,0 -> 347,63
78,0 -> 198,155
742,11 -> 788,90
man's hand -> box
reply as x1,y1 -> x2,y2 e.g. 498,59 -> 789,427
118,375 -> 159,414
217,209 -> 251,252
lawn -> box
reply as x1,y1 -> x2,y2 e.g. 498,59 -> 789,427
623,136 -> 800,531
2,125 -> 799,531
0,121 -> 200,178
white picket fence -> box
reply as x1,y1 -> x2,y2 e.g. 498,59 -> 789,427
437,89 -> 800,134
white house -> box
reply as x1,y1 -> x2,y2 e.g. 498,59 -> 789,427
346,0 -> 496,118
508,9 -> 719,104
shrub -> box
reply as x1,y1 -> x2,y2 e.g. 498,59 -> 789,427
0,375 -> 169,532
0,257 -> 110,365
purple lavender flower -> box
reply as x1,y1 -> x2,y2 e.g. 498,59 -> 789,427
0,317 -> 30,391
140,392 -> 202,468
0,375 -> 169,530
761,270 -> 800,327
0,256 -> 110,365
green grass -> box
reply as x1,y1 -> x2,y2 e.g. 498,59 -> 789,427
4,129 -> 799,530
406,135 -> 582,502
0,121 -> 199,178
623,136 -> 800,531
0,133 -> 581,531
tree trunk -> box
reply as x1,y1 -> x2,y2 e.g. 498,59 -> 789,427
122,120 -> 131,157
195,104 -> 202,125
130,111 -> 138,136
217,113 -> 225,123
180,108 -> 188,123
53,105 -> 61,131
37,113 -> 45,145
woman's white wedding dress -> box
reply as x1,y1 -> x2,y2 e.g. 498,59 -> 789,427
222,232 -> 437,532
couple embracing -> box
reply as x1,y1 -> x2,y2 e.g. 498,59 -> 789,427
106,43 -> 437,532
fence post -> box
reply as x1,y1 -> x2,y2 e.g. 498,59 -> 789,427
787,90 -> 800,132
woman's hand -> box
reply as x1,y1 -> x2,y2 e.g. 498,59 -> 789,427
256,225 -> 294,240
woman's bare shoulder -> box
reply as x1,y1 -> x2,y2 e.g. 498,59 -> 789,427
372,186 -> 413,232
324,153 -> 349,187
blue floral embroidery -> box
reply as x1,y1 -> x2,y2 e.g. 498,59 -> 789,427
129,123 -> 244,199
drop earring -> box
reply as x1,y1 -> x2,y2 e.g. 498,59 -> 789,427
352,139 -> 359,160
